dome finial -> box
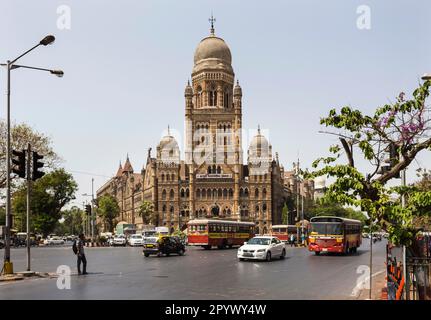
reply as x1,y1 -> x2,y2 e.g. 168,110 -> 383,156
209,13 -> 216,35
167,125 -> 170,135
258,124 -> 261,134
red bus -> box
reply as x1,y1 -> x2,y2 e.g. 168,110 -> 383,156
308,216 -> 362,255
270,225 -> 298,242
187,219 -> 256,250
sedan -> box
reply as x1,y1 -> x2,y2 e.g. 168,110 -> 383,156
128,234 -> 144,246
44,237 -> 65,245
237,236 -> 286,261
112,234 -> 127,246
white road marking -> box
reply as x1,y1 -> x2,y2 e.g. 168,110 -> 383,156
351,269 -> 385,297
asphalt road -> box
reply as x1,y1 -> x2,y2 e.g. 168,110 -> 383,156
0,240 -> 387,299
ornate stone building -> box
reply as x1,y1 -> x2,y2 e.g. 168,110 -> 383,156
97,22 -> 287,234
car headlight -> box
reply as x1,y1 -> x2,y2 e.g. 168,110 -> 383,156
257,249 -> 266,252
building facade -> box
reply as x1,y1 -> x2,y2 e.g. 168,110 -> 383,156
97,23 -> 287,234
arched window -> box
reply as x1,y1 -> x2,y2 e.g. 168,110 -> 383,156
209,85 -> 217,106
169,189 -> 174,200
207,188 -> 211,199
171,173 -> 175,181
186,188 -> 190,198
255,205 -> 260,212
224,90 -> 229,108
262,188 -> 267,199
239,188 -> 244,197
255,188 -> 259,198
218,189 -> 222,198
244,188 -> 249,197
161,174 -> 165,182
212,165 -> 216,173
162,204 -> 167,212
217,166 -> 221,174
180,189 -> 185,198
262,203 -> 267,212
223,188 -> 227,199
202,189 -> 206,198
196,86 -> 202,107
166,174 -> 170,181
228,188 -> 233,198
162,189 -> 167,200
208,166 -> 212,174
212,189 -> 217,199
227,209 -> 231,216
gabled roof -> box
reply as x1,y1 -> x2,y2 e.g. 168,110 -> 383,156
116,161 -> 123,177
123,155 -> 134,173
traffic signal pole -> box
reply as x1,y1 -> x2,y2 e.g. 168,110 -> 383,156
3,61 -> 12,274
26,144 -> 31,271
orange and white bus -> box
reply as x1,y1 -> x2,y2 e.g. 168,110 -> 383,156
308,216 -> 362,255
270,225 -> 298,242
187,219 -> 256,250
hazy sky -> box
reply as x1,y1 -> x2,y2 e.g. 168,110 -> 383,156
1,0 -> 430,208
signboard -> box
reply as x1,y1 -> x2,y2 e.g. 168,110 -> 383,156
196,173 -> 233,179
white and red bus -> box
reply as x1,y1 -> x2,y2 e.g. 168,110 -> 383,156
187,219 -> 256,250
270,225 -> 298,242
308,216 -> 362,255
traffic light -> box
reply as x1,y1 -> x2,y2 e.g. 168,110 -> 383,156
11,150 -> 26,178
32,151 -> 45,181
85,204 -> 91,216
377,143 -> 400,178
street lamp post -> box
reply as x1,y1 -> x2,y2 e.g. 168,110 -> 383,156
1,35 -> 63,275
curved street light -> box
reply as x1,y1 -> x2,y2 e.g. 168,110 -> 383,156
1,34 -> 63,275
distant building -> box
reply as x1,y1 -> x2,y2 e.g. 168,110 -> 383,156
97,22 -> 287,234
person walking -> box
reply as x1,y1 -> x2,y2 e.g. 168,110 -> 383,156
290,234 -> 295,247
76,233 -> 88,275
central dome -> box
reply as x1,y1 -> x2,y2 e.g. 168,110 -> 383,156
192,34 -> 233,75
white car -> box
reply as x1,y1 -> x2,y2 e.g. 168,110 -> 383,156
128,234 -> 143,246
43,236 -> 65,245
237,236 -> 286,261
112,234 -> 127,246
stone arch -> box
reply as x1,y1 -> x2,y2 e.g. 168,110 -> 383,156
169,189 -> 174,200
162,189 -> 167,200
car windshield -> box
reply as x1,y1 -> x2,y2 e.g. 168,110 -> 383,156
132,235 -> 142,239
247,238 -> 271,245
143,231 -> 157,237
311,223 -> 343,235
145,238 -> 158,244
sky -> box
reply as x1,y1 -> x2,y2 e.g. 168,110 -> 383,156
1,0 -> 430,208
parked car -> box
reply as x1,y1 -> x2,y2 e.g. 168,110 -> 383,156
0,239 -> 4,249
44,236 -> 65,245
142,235 -> 185,257
128,234 -> 143,246
237,236 -> 286,261
112,234 -> 127,246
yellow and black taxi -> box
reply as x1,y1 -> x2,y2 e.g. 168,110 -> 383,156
142,235 -> 186,257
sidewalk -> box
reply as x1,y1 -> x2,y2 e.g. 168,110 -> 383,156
0,271 -> 57,283
356,270 -> 387,300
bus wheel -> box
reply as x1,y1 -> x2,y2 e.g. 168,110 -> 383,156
203,245 -> 211,250
314,251 -> 320,256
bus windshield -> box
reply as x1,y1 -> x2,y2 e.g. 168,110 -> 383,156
311,223 -> 343,235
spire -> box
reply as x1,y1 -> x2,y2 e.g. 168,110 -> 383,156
123,154 -> 134,173
209,13 -> 216,35
257,124 -> 261,134
116,161 -> 123,177
167,125 -> 170,135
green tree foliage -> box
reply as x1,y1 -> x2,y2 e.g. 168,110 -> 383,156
138,201 -> 157,225
306,80 -> 431,245
12,169 -> 78,236
0,121 -> 61,190
97,194 -> 120,232
308,200 -> 367,224
61,206 -> 84,235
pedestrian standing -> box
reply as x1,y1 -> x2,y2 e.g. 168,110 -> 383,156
76,233 -> 88,275
290,234 -> 295,247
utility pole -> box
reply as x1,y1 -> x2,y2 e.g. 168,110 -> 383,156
401,168 -> 407,299
26,143 -> 31,271
91,178 -> 95,244
369,217 -> 373,299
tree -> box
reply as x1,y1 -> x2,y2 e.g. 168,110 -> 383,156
61,206 -> 84,235
138,200 -> 156,225
308,200 -> 367,224
0,121 -> 61,190
306,80 -> 431,245
97,194 -> 120,232
281,203 -> 288,225
12,169 -> 78,236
